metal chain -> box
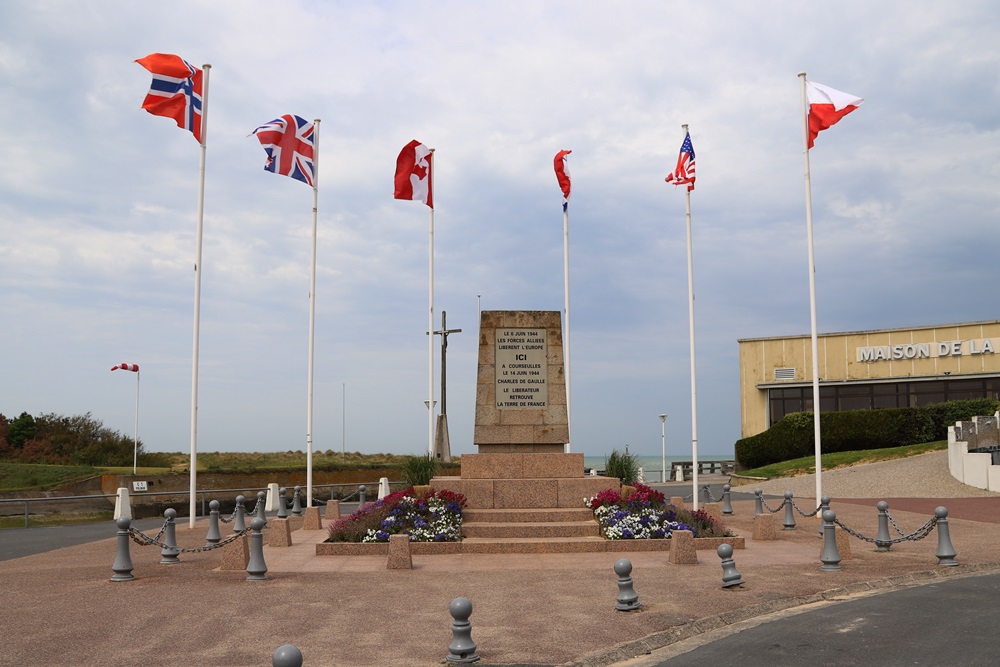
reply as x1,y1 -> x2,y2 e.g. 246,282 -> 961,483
701,486 -> 721,503
127,525 -> 250,553
885,510 -> 910,536
759,496 -> 786,513
790,499 -> 821,518
833,516 -> 938,545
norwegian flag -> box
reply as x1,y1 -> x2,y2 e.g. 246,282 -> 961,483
111,363 -> 139,372
135,53 -> 203,142
665,132 -> 696,192
393,140 -> 433,208
251,114 -> 316,187
554,149 -> 572,211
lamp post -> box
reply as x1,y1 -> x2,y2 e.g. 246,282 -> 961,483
659,414 -> 668,483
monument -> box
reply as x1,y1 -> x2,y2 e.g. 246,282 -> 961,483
432,310 -> 618,509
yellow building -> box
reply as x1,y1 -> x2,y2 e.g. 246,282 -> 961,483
738,320 -> 1000,439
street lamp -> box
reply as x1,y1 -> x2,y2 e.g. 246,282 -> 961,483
659,414 -> 668,483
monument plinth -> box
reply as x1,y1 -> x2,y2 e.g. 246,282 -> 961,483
432,310 -> 618,509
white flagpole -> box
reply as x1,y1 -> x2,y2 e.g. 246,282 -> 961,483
306,118 -> 320,508
133,370 -> 140,475
680,124 -> 700,510
563,205 -> 572,453
799,72 -> 824,503
189,63 -> 210,529
427,148 -> 436,457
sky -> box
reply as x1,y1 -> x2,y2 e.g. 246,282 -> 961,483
2,1 -> 999,463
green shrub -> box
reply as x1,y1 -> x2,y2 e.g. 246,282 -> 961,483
604,448 -> 640,485
735,398 -> 1000,469
400,454 -> 438,487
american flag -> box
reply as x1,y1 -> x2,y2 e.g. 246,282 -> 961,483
111,363 -> 139,372
665,132 -> 696,192
135,53 -> 203,142
251,115 -> 316,187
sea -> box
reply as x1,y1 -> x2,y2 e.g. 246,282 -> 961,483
582,453 -> 733,482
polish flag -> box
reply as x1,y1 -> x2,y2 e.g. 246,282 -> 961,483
393,140 -> 433,208
806,81 -> 863,149
554,149 -> 572,210
111,363 -> 139,372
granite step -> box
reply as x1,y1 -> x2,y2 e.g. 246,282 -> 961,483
463,507 -> 595,523
459,536 -> 611,554
462,520 -> 601,539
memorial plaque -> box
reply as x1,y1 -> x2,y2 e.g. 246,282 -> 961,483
495,328 -> 548,409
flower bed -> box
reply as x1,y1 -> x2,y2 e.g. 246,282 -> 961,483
325,487 -> 466,543
586,483 -> 734,540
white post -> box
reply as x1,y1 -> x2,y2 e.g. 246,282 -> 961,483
306,118 -> 320,508
659,413 -> 667,483
799,72 -> 824,503
681,124 -> 700,511
188,63 -> 210,529
563,206 -> 572,453
427,148 -> 436,457
132,370 -> 140,475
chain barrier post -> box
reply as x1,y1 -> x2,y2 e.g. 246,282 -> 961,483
277,487 -> 289,519
246,517 -> 268,581
782,491 -> 796,530
160,508 -> 180,564
614,558 -> 641,611
721,484 -> 733,515
754,488 -> 764,515
699,485 -> 710,505
818,496 -> 831,535
205,500 -> 222,544
111,517 -> 135,582
256,491 -> 268,526
358,485 -> 367,505
820,509 -> 842,571
934,506 -> 958,566
717,543 -> 744,588
291,486 -> 303,516
875,501 -> 892,552
272,643 -> 303,667
446,597 -> 481,663
233,495 -> 247,533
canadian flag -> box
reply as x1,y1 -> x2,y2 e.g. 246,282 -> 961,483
806,81 -> 863,149
111,363 -> 139,372
393,140 -> 433,208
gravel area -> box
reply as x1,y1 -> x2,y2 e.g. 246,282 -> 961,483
731,450 -> 1000,499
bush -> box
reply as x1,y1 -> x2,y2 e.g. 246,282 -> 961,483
325,488 -> 467,543
735,398 -> 1000,469
400,454 -> 438,487
604,448 -> 640,484
584,483 -> 733,539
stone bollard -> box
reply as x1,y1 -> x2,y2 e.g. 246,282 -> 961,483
753,488 -> 764,515
875,501 -> 892,552
378,476 -> 390,500
233,495 -> 247,533
246,517 -> 268,581
669,495 -> 686,510
111,517 -> 135,582
820,510 -> 842,571
717,544 -> 744,588
256,491 -> 268,526
291,486 -> 303,516
817,496 -> 831,536
325,498 -> 341,520
277,487 -> 289,519
614,558 -> 641,610
752,512 -> 776,541
668,529 -> 698,564
272,643 -> 303,667
387,534 -> 412,569
358,485 -> 367,505
160,508 -> 180,564
674,464 -> 684,482
782,491 -> 796,530
446,597 -> 480,664
721,484 -> 733,515
935,507 -> 958,566
205,500 -> 222,544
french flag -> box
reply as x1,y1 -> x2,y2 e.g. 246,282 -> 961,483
806,81 -> 863,149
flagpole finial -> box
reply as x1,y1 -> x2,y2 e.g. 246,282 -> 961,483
798,71 -> 806,79
429,148 -> 435,153
203,63 -> 212,70
682,123 -> 689,131
314,118 -> 321,124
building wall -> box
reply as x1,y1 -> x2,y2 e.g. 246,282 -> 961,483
738,321 -> 1000,439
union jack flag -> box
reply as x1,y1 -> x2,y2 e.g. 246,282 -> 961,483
135,53 -> 203,142
251,114 -> 316,187
665,131 -> 696,192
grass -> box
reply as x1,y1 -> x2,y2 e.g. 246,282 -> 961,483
734,440 -> 948,482
0,511 -> 114,529
0,463 -> 104,492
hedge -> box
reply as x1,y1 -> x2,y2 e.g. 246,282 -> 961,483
735,398 -> 1000,469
